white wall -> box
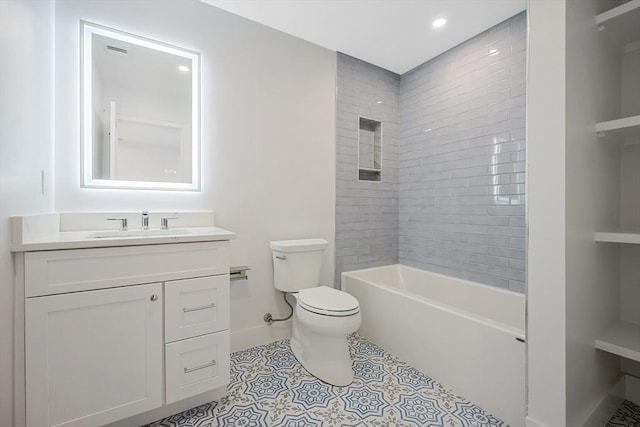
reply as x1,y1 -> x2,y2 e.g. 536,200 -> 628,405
54,0 -> 337,348
525,1 -> 567,426
0,1 -> 55,425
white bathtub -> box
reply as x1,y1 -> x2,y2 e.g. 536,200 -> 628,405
342,264 -> 525,427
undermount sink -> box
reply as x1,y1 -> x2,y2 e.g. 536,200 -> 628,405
89,229 -> 193,239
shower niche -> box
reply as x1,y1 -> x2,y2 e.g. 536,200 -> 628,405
358,117 -> 382,181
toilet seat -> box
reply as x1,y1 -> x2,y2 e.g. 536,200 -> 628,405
297,286 -> 360,317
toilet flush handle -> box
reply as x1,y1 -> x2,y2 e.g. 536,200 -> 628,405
275,255 -> 287,260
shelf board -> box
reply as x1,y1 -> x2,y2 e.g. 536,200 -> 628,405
596,0 -> 640,48
594,231 -> 640,244
597,0 -> 640,25
595,321 -> 640,362
596,115 -> 640,140
358,167 -> 382,172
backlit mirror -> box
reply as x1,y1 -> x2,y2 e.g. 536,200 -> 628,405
81,22 -> 200,190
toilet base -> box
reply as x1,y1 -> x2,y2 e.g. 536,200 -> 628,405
290,304 -> 361,387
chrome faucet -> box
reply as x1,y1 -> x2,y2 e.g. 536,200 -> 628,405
141,211 -> 149,230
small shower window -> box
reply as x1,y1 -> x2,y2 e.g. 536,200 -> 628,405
358,117 -> 382,182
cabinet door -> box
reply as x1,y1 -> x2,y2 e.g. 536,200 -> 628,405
165,275 -> 230,342
25,283 -> 163,427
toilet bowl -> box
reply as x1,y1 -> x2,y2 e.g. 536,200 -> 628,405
290,286 -> 361,386
270,239 -> 362,386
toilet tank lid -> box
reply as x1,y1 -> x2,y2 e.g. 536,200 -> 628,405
270,238 -> 328,252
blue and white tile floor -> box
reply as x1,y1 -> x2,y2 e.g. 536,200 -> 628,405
149,334 -> 506,426
606,400 -> 640,427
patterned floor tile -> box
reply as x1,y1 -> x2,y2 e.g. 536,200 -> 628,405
352,360 -> 386,383
309,399 -> 361,426
397,394 -> 444,426
343,387 -> 389,418
244,372 -> 289,400
150,402 -> 216,427
606,400 -> 640,427
452,401 -> 504,427
272,412 -> 324,427
217,404 -> 268,427
396,365 -> 436,389
148,334 -> 506,427
291,378 -> 336,409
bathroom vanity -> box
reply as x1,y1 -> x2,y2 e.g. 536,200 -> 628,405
11,212 -> 234,427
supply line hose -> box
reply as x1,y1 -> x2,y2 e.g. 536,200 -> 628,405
263,292 -> 293,324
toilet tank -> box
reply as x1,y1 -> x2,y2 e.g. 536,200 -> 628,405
270,238 -> 328,292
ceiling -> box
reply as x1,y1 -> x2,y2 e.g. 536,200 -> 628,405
200,0 -> 526,75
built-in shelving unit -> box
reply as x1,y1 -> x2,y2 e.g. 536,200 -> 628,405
595,231 -> 640,244
595,321 -> 640,362
593,1 -> 640,370
597,0 -> 639,24
596,115 -> 640,139
596,0 -> 640,46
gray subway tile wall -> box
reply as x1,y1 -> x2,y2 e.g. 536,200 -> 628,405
399,12 -> 526,292
335,53 -> 400,284
335,12 -> 526,292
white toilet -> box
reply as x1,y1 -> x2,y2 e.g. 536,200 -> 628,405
270,238 -> 361,386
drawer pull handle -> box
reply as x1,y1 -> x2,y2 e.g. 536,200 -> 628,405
183,302 -> 216,313
184,360 -> 216,373
275,255 -> 287,260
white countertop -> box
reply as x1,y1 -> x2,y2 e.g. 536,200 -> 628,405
11,226 -> 236,252
11,212 -> 235,252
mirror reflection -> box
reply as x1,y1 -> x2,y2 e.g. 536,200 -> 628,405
82,22 -> 200,190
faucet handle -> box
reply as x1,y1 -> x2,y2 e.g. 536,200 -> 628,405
141,210 -> 150,230
161,217 -> 179,230
107,218 -> 128,231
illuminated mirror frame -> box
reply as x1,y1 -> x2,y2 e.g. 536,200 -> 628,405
80,21 -> 201,191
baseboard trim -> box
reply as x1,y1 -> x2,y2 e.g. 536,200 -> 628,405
525,416 -> 551,427
581,376 -> 625,427
626,374 -> 640,405
230,320 -> 292,352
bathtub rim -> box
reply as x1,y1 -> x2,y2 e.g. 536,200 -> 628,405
341,264 -> 526,339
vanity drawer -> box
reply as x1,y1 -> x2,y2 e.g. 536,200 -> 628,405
165,275 -> 230,342
24,241 -> 229,297
165,331 -> 230,404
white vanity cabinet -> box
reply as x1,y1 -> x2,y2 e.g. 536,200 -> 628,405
16,240 -> 231,427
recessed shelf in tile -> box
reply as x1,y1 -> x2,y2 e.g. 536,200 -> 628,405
358,117 -> 382,182
358,169 -> 381,182
595,320 -> 640,362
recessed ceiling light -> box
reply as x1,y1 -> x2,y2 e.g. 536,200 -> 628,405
376,100 -> 383,104
178,65 -> 190,72
432,18 -> 447,28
